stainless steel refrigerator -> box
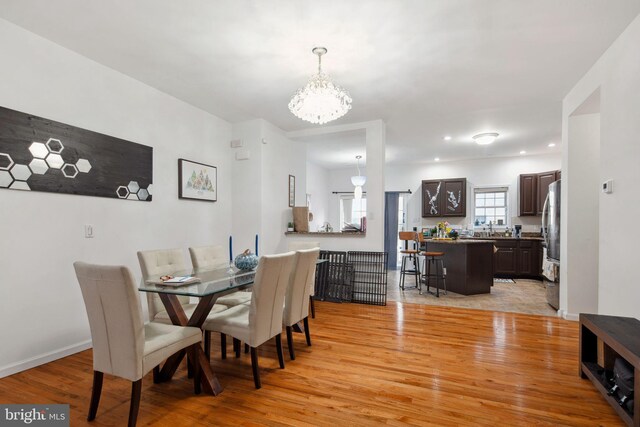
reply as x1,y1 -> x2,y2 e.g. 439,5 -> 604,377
542,180 -> 560,309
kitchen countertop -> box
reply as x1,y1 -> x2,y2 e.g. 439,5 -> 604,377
460,236 -> 543,241
425,239 -> 495,244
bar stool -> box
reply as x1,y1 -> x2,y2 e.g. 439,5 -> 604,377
399,231 -> 421,290
422,251 -> 447,297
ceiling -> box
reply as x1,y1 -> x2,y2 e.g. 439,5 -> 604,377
1,0 -> 638,167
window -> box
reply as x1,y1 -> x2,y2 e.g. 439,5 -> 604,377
339,195 -> 366,227
474,187 -> 508,227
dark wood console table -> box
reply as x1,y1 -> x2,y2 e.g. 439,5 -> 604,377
579,313 -> 640,426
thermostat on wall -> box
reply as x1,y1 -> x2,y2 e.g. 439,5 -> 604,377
602,179 -> 613,194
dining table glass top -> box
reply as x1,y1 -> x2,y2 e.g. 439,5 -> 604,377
138,266 -> 256,297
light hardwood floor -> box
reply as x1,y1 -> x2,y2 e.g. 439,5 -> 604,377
0,302 -> 621,426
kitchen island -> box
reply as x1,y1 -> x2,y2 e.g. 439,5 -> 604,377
423,239 -> 495,295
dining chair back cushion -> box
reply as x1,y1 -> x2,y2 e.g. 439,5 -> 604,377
286,242 -> 320,297
248,252 -> 296,347
137,249 -> 189,319
74,262 -> 145,381
189,245 -> 228,270
284,248 -> 320,326
287,241 -> 320,251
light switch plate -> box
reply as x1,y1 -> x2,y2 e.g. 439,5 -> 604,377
84,225 -> 94,238
602,179 -> 613,194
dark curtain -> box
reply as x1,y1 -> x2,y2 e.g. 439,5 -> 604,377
384,192 -> 400,269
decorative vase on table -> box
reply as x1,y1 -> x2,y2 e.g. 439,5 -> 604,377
234,249 -> 259,271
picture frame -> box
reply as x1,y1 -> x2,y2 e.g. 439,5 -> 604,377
288,174 -> 295,207
178,158 -> 217,202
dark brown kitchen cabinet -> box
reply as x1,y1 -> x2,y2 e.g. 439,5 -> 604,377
519,174 -> 537,216
494,239 -> 541,277
422,178 -> 466,217
494,241 -> 518,275
536,171 -> 558,215
519,170 -> 560,216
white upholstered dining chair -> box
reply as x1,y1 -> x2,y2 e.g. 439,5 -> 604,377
74,262 -> 202,427
188,245 -> 253,359
202,252 -> 296,389
137,248 -> 229,323
283,248 -> 320,360
287,241 -> 320,318
188,245 -> 252,307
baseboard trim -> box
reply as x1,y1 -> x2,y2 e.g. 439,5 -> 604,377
559,310 -> 579,321
0,340 -> 92,379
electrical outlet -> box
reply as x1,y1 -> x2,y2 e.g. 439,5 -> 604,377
84,225 -> 94,238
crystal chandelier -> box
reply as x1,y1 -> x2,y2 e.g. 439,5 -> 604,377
288,47 -> 352,125
351,155 -> 366,200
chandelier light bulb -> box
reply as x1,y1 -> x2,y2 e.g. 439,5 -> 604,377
289,47 -> 352,125
472,132 -> 499,145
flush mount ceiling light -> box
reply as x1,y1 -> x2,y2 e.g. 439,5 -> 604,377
351,155 -> 366,200
443,136 -> 452,141
548,143 -> 556,147
434,157 -> 440,161
520,150 -> 527,155
472,132 -> 499,145
288,47 -> 353,125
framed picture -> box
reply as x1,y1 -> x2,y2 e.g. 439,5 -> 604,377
288,175 -> 295,207
178,158 -> 217,202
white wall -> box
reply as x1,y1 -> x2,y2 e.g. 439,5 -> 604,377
562,13 -> 640,319
261,121 -> 306,254
306,161 -> 330,228
561,113 -> 600,317
385,153 -> 561,232
0,19 -> 233,377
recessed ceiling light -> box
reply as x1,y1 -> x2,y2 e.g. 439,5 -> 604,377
520,150 -> 526,155
443,136 -> 452,141
472,132 -> 499,145
434,157 -> 440,161
548,143 -> 556,147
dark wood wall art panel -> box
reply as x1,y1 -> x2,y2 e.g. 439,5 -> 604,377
442,178 -> 466,216
422,180 -> 442,217
0,106 -> 152,201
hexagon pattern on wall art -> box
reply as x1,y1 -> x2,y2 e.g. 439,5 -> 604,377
45,153 -> 64,169
116,186 -> 129,199
29,158 -> 49,175
0,153 -> 14,170
0,170 -> 13,187
46,138 -> 64,154
137,188 -> 149,201
62,163 -> 78,178
76,158 -> 91,173
29,142 -> 48,159
9,181 -> 30,191
0,106 -> 152,201
127,180 -> 139,193
10,164 -> 32,181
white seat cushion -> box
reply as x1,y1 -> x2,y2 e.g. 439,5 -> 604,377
203,304 -> 253,345
216,291 -> 252,307
142,322 -> 202,376
152,302 -> 229,324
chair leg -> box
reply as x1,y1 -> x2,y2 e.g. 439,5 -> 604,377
87,370 -> 103,421
250,347 -> 261,389
399,256 -> 406,290
286,326 -> 295,360
152,366 -> 160,384
309,296 -> 316,319
244,343 -> 250,354
220,333 -> 227,360
128,379 -> 142,427
233,338 -> 241,358
275,333 -> 285,369
204,331 -> 211,361
187,358 -> 193,379
189,345 -> 201,395
303,317 -> 312,346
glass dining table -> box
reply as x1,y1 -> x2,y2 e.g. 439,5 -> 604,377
139,266 -> 256,396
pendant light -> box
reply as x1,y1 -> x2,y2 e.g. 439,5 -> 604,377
351,155 -> 366,200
